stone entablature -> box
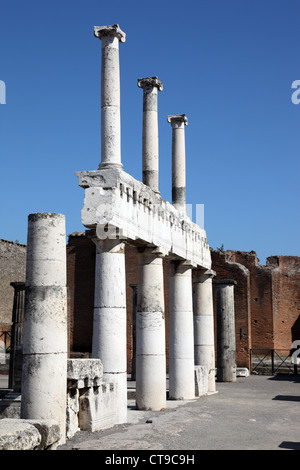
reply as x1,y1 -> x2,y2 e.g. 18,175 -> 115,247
77,167 -> 211,269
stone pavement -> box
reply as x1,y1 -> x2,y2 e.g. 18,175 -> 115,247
58,374 -> 300,451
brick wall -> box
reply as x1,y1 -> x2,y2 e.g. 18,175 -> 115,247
211,250 -> 252,368
64,236 -> 300,373
268,256 -> 300,350
0,240 -> 26,325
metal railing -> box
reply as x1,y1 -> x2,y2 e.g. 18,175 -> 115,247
250,348 -> 297,375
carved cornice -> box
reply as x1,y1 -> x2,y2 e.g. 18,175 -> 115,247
94,24 -> 126,43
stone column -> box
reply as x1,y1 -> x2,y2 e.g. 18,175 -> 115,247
92,238 -> 127,424
138,77 -> 163,193
169,260 -> 195,400
94,24 -> 126,169
193,269 -> 216,392
20,213 -> 67,446
167,114 -> 188,213
214,279 -> 237,382
136,247 -> 166,410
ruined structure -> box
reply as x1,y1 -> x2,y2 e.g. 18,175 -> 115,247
1,23 -> 299,449
76,24 -> 215,418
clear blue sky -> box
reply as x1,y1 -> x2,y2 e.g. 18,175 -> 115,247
1,0 -> 299,264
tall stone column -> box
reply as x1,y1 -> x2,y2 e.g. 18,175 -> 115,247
138,77 -> 163,193
136,248 -> 166,410
167,114 -> 188,213
20,213 -> 67,446
94,24 -> 126,169
193,269 -> 216,392
169,260 -> 195,400
214,279 -> 237,382
92,238 -> 127,423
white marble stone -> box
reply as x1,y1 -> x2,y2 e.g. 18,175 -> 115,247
169,261 -> 195,400
92,238 -> 127,424
138,77 -> 163,193
193,269 -> 216,392
21,213 -> 67,446
167,114 -> 188,213
136,248 -> 166,411
94,24 -> 126,169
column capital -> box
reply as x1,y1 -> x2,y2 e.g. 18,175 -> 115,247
193,268 -> 216,283
167,114 -> 188,126
137,76 -> 163,92
94,24 -> 126,43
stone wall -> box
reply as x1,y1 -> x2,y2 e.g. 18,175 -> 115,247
0,240 -> 26,325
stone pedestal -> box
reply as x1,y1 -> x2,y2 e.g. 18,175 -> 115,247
214,279 -> 237,382
138,77 -> 163,193
92,238 -> 127,423
20,213 -> 67,446
136,248 -> 166,410
193,269 -> 216,392
169,261 -> 195,400
94,24 -> 126,169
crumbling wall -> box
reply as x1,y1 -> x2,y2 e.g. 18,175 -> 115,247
268,256 -> 300,350
211,250 -> 251,369
0,240 -> 26,325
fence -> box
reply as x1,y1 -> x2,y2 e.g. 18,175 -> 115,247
250,348 -> 297,375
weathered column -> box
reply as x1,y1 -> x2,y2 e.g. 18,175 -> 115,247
169,261 -> 195,400
136,248 -> 166,410
94,24 -> 126,169
193,269 -> 216,392
138,77 -> 163,193
167,114 -> 188,213
214,279 -> 237,382
20,213 -> 67,445
92,238 -> 127,423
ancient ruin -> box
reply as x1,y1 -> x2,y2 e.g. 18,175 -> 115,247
0,23 -> 298,449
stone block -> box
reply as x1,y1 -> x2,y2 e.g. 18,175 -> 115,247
79,383 -> 117,432
67,358 -> 103,389
0,418 -> 60,450
194,365 -> 208,397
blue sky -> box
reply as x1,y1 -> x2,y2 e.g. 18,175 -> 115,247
0,0 -> 299,264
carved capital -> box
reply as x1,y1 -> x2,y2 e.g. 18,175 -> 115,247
94,24 -> 126,43
167,114 -> 188,126
137,76 -> 163,92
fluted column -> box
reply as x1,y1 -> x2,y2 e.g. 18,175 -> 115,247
169,260 -> 195,400
138,77 -> 163,193
167,114 -> 188,213
193,269 -> 216,392
136,247 -> 166,410
94,24 -> 126,169
92,238 -> 127,423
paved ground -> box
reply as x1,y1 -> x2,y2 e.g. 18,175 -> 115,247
57,374 -> 300,451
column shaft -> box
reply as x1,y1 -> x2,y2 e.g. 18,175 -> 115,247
136,249 -> 166,410
167,114 -> 188,213
193,269 -> 216,392
214,280 -> 237,382
20,213 -> 67,446
138,77 -> 163,193
169,261 -> 195,400
92,238 -> 127,423
94,24 -> 126,169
